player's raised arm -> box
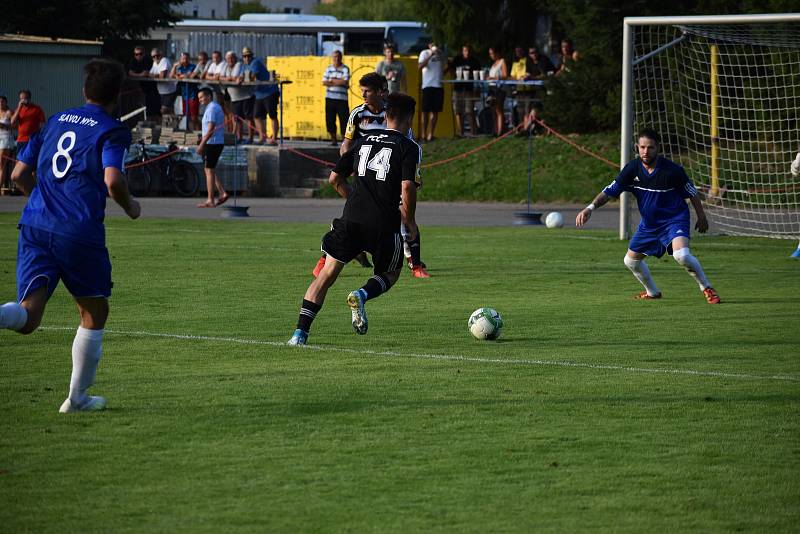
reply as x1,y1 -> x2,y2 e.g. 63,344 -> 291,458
576,191 -> 611,226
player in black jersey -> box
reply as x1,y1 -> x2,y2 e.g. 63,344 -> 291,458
311,72 -> 431,279
289,93 -> 421,345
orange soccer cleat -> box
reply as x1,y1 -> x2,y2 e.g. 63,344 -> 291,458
703,287 -> 721,304
410,265 -> 430,278
312,255 -> 326,277
634,291 -> 662,300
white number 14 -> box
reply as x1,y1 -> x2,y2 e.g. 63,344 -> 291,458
357,144 -> 392,181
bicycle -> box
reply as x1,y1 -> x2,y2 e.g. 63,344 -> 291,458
125,140 -> 200,197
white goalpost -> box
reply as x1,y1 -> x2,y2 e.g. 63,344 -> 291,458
620,13 -> 800,240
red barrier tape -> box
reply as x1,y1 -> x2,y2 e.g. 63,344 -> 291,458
2,149 -> 182,170
284,124 -> 524,170
531,118 -> 618,169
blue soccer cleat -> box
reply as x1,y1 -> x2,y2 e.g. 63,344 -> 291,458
791,247 -> 800,259
287,329 -> 308,346
346,289 -> 368,335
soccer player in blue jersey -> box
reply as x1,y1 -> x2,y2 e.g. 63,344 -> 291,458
0,59 -> 141,412
576,128 -> 721,304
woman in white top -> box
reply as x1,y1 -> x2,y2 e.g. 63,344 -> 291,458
0,95 -> 14,194
487,47 -> 508,136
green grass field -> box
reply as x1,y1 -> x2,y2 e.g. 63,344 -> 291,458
1,214 -> 799,533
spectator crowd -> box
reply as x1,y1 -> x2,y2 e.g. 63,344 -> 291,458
126,45 -> 281,146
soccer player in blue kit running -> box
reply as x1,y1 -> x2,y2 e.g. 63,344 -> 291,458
576,128 -> 721,304
0,59 -> 141,412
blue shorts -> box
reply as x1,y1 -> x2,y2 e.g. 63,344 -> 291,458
16,225 -> 112,302
629,220 -> 691,258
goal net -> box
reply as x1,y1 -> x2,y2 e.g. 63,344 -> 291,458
624,15 -> 800,239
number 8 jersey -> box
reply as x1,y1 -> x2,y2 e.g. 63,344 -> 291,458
17,103 -> 132,246
333,128 -> 422,233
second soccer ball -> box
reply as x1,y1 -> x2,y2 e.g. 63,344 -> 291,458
545,212 -> 564,228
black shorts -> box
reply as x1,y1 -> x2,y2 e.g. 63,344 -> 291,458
421,87 -> 444,113
233,96 -> 254,119
322,218 -> 404,274
203,144 -> 224,169
254,93 -> 279,120
160,92 -> 177,109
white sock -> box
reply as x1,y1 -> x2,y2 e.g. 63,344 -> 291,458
624,255 -> 660,296
69,327 -> 104,404
673,248 -> 711,290
0,302 -> 28,331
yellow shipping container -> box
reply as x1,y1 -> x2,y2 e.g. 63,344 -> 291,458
269,55 -> 455,140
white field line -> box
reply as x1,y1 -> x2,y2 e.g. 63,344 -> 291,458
40,326 -> 798,383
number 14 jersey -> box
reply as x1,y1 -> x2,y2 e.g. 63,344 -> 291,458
333,128 -> 422,233
17,103 -> 131,246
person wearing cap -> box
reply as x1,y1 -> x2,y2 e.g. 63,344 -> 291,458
242,47 -> 279,146
219,50 -> 255,143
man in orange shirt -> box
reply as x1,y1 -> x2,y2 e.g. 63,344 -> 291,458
11,90 -> 45,154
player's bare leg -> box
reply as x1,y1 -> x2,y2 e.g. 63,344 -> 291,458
624,250 -> 661,299
289,257 -> 346,345
59,297 -> 109,413
671,236 -> 719,303
427,112 -> 438,141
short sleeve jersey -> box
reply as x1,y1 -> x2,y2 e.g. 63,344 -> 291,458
202,101 -> 225,145
418,49 -> 444,88
344,103 -> 386,140
224,62 -> 253,102
249,57 -> 277,99
375,59 -> 406,94
16,104 -> 45,142
150,57 -> 177,95
333,129 -> 422,232
603,156 -> 697,228
175,62 -> 198,98
323,64 -> 350,100
17,103 -> 132,246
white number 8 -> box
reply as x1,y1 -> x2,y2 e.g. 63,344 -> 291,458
52,131 -> 77,179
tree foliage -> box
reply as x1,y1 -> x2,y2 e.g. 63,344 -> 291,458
0,0 -> 182,42
230,0 -> 270,20
314,0 -> 419,22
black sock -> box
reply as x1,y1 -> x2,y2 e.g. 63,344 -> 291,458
361,274 -> 391,301
407,233 -> 424,267
297,299 -> 322,332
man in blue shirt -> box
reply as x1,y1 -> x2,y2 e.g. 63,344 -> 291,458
196,87 -> 228,208
243,47 -> 279,146
576,128 -> 721,304
0,59 -> 141,412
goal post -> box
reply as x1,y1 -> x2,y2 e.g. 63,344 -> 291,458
620,13 -> 800,240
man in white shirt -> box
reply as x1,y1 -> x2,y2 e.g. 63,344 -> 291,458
149,48 -> 177,119
418,42 -> 444,142
202,50 -> 225,102
219,50 -> 255,143
196,87 -> 228,208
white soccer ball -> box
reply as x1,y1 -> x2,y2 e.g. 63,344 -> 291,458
468,307 -> 503,340
545,212 -> 564,228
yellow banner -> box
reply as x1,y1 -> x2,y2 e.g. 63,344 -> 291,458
269,55 -> 455,139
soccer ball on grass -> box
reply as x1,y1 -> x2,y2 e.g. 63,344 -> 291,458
545,211 -> 564,228
468,307 -> 503,340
